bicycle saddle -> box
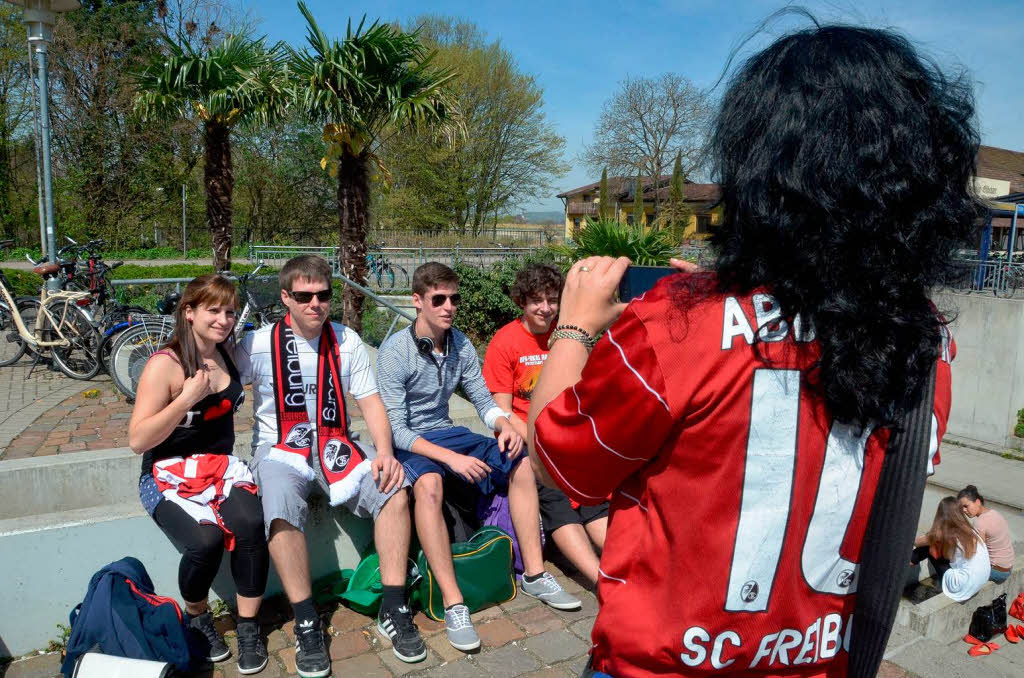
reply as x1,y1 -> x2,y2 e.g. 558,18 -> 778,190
157,292 -> 180,315
33,263 -> 60,277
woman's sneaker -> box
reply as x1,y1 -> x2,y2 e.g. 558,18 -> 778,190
520,572 -> 582,610
187,611 -> 230,662
236,619 -> 269,675
377,604 -> 427,662
444,604 -> 480,651
294,616 -> 330,678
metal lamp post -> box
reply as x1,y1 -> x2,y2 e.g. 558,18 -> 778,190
4,0 -> 81,259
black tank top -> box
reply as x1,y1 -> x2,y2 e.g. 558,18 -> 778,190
140,345 -> 245,478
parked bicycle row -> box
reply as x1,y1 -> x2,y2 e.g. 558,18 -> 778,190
0,238 -> 283,401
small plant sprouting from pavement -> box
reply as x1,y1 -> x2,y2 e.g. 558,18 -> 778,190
46,623 -> 72,653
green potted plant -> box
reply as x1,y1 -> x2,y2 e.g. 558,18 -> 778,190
548,217 -> 680,299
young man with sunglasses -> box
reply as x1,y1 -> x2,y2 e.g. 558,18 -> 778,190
235,255 -> 425,677
377,262 -> 580,653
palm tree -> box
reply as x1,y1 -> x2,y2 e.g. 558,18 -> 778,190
288,1 -> 455,331
135,33 -> 289,270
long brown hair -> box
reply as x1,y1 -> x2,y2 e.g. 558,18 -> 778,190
927,496 -> 980,560
163,274 -> 239,378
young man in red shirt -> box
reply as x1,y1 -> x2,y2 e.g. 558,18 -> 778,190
483,263 -> 608,586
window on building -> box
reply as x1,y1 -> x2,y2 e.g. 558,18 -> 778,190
627,214 -> 635,226
572,218 -> 581,239
696,214 -> 712,234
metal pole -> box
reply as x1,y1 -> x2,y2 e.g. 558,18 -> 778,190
33,40 -> 57,259
1008,205 -> 1021,265
26,41 -> 46,257
181,183 -> 187,256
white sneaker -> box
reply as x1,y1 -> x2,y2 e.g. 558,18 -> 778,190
520,572 -> 582,610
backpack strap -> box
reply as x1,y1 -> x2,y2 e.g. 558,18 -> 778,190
848,361 -> 937,677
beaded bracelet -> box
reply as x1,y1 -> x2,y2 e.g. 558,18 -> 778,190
549,326 -> 597,351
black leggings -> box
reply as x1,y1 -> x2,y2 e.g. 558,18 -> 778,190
911,545 -> 951,582
153,489 -> 269,602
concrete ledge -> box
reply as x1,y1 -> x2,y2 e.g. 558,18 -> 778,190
895,560 -> 1024,643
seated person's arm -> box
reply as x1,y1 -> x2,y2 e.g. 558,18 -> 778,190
913,534 -> 930,548
355,392 -> 405,493
128,354 -> 209,454
458,341 -> 523,456
493,392 -> 527,439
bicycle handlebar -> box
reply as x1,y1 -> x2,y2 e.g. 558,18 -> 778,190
0,239 -> 13,249
109,261 -> 123,270
25,253 -> 41,266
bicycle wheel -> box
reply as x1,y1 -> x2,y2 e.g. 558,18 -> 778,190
14,298 -> 42,361
109,319 -> 174,400
391,264 -> 410,292
381,263 -> 396,291
97,306 -> 152,373
46,299 -> 102,379
0,300 -> 26,366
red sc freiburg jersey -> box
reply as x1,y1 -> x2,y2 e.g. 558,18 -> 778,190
533,274 -> 953,678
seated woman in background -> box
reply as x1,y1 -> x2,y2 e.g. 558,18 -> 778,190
958,484 -> 1015,583
912,497 -> 990,602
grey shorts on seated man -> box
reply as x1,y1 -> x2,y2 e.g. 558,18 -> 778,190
251,441 -> 411,538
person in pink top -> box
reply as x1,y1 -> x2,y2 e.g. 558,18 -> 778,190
958,485 -> 1015,583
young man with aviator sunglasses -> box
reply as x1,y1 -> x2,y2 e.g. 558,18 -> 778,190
377,262 -> 580,653
235,255 -> 425,677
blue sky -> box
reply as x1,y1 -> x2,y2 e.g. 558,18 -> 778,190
248,0 -> 1024,212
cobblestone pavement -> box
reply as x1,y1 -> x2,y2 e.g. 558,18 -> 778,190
0,567 -> 918,678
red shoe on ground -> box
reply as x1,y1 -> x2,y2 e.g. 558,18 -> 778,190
968,643 -> 994,657
1005,625 -> 1021,644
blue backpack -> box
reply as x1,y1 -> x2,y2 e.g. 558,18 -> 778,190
60,557 -> 192,676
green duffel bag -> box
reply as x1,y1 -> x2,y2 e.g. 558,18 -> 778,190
313,554 -> 420,617
415,526 -> 517,621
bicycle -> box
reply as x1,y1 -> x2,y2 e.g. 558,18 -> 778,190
0,240 -> 103,379
107,263 -> 283,401
366,244 -> 410,291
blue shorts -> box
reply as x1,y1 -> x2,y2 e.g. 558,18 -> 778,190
396,426 -> 525,495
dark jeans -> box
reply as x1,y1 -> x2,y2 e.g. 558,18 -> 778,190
911,545 -> 951,582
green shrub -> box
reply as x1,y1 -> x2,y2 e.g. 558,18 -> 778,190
548,217 -> 678,267
1015,408 -> 1024,438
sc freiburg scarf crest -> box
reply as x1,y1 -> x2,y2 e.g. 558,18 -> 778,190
267,314 -> 369,505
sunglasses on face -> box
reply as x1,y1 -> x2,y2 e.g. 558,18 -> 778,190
287,288 -> 332,303
430,293 -> 461,307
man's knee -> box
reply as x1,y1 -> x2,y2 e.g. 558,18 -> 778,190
381,485 -> 409,513
413,473 -> 444,508
511,457 -> 536,484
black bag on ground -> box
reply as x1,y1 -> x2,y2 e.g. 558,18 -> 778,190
991,592 -> 1008,632
969,602 -> 998,642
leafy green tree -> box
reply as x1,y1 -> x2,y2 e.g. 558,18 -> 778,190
632,174 -> 644,226
288,1 -> 454,330
134,31 -> 288,270
598,167 -> 612,221
0,4 -> 30,240
655,151 -> 691,232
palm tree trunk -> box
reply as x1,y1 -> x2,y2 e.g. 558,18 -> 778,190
337,150 -> 371,333
204,121 -> 233,271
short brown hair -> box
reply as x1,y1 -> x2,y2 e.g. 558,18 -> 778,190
509,263 -> 563,308
279,255 -> 332,291
412,262 -> 458,296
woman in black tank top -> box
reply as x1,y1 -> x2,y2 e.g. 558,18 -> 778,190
128,274 -> 269,673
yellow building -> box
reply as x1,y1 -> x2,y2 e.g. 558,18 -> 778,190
556,176 -> 722,240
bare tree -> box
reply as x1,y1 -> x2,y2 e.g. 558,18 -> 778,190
581,73 -> 711,209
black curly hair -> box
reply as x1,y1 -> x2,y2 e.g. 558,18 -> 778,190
709,24 -> 982,427
510,263 -> 564,308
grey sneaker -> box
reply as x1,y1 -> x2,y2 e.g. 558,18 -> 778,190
519,572 -> 582,610
444,604 -> 480,651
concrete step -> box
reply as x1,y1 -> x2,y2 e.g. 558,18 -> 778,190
928,441 -> 1024,511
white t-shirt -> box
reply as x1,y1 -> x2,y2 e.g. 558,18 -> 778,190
234,321 -> 377,451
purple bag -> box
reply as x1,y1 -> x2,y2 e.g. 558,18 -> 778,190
477,489 -> 544,575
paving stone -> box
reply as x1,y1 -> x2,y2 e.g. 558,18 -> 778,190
330,604 -> 371,633
329,629 -> 370,660
111,412 -> 132,419
475,644 -> 541,677
421,658 -> 486,678
522,630 -> 588,665
568,617 -> 594,643
554,655 -> 588,677
500,594 -> 541,613
266,628 -> 288,653
877,661 -> 916,678
222,655 -> 283,678
378,645 -> 440,675
414,610 -> 447,636
278,646 -> 297,674
522,668 -> 566,678
280,620 -> 295,643
59,442 -> 86,452
34,445 -> 58,456
477,618 -> 525,647
510,606 -> 564,635
426,632 -> 467,663
554,575 -> 585,595
3,652 -> 61,678
472,604 -> 506,622
331,653 -> 392,677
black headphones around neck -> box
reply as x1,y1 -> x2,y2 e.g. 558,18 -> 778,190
410,324 -> 451,358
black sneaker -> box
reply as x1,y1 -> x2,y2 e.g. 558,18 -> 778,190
188,611 -> 230,662
236,619 -> 269,675
294,616 -> 330,678
377,605 -> 427,663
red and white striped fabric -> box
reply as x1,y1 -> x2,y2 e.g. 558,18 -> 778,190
153,454 -> 257,551
533,275 -> 953,678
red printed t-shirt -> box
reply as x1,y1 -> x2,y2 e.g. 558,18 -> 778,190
533,274 -> 953,678
482,319 -> 553,420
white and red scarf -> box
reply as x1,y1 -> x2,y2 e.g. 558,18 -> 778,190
153,453 -> 256,551
267,314 -> 370,505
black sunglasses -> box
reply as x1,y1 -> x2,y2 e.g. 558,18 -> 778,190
430,293 -> 461,307
287,288 -> 332,303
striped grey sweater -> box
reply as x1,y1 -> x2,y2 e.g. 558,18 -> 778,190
376,327 -> 502,451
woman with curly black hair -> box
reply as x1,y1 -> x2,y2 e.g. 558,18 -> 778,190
528,21 -> 980,678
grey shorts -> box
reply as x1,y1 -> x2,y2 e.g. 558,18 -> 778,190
250,442 -> 410,539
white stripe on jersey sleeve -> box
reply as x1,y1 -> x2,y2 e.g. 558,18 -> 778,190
572,385 -> 648,462
605,328 -> 670,413
534,437 -> 610,502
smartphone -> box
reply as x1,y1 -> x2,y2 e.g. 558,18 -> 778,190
618,265 -> 676,302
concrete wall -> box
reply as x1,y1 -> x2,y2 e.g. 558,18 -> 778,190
935,291 -> 1024,448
